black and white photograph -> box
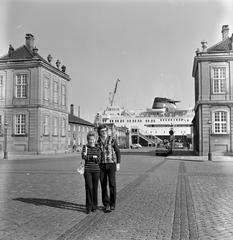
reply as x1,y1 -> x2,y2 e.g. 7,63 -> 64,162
0,0 -> 233,239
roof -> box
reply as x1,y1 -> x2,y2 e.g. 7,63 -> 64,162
69,114 -> 94,127
207,37 -> 232,52
0,45 -> 47,62
0,44 -> 70,80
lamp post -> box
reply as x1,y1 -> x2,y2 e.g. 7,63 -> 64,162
208,120 -> 212,161
3,122 -> 8,159
169,124 -> 174,154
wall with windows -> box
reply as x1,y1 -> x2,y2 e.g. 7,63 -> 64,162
68,123 -> 94,151
192,26 -> 233,155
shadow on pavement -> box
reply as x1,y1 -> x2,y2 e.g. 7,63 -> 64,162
13,198 -> 86,213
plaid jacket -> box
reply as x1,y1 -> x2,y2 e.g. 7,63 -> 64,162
97,136 -> 121,164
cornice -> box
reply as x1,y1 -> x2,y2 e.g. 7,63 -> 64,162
195,100 -> 233,110
0,58 -> 71,81
0,104 -> 69,114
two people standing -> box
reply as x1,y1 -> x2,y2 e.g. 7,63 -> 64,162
81,124 -> 121,214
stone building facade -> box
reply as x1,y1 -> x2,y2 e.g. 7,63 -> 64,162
68,104 -> 95,151
0,34 -> 70,155
192,25 -> 233,156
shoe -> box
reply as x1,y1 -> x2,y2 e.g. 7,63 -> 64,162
91,208 -> 97,212
110,206 -> 115,211
104,206 -> 111,213
86,209 -> 91,214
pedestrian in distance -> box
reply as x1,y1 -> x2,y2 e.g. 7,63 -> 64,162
81,131 -> 101,214
97,124 -> 121,213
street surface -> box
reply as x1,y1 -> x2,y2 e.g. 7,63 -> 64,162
0,149 -> 233,239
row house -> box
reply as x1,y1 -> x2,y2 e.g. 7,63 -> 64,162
192,25 -> 233,156
0,34 -> 70,154
68,104 -> 95,151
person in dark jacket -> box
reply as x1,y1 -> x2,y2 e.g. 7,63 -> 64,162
81,131 -> 101,214
97,124 -> 121,212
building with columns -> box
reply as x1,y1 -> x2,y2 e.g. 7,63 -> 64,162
0,34 -> 70,155
192,25 -> 233,156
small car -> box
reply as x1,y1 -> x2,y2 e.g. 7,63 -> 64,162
130,143 -> 142,149
155,143 -> 171,156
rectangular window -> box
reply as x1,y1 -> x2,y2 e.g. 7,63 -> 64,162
214,111 -> 227,134
44,115 -> 49,135
213,68 -> 226,93
53,81 -> 58,103
15,114 -> 26,135
0,76 -> 4,99
53,117 -> 58,135
61,118 -> 66,136
0,115 -> 2,134
16,74 -> 27,98
44,77 -> 50,100
61,85 -> 66,106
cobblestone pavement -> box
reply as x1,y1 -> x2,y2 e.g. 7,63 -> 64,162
0,150 -> 233,239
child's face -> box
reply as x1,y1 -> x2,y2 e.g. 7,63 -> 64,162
88,136 -> 95,146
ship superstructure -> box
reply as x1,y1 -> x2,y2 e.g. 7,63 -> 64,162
95,97 -> 194,142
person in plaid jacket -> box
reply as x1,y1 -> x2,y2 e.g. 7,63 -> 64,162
97,124 -> 121,212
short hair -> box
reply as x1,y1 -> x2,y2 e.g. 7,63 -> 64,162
97,124 -> 108,134
87,131 -> 96,140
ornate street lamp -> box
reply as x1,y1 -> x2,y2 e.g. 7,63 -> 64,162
3,122 -> 8,159
208,120 -> 212,161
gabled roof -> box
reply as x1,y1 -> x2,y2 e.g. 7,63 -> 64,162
0,45 -> 47,62
69,114 -> 94,127
207,37 -> 232,52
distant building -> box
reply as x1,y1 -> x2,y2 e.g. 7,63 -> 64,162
0,34 -> 70,154
104,123 -> 129,149
68,104 -> 95,151
192,25 -> 233,156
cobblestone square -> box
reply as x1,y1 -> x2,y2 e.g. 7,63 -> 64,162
0,150 -> 233,239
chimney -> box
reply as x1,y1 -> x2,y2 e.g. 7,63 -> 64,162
221,25 -> 229,40
78,106 -> 80,117
70,104 -> 74,115
25,34 -> 34,50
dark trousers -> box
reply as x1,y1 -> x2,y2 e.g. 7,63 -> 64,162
84,171 -> 100,210
100,163 -> 116,207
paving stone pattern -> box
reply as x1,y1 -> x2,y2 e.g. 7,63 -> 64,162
1,152 -> 233,239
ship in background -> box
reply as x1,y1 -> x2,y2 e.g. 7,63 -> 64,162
94,80 -> 194,147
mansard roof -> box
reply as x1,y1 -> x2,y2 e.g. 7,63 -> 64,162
207,37 -> 232,52
0,45 -> 47,62
69,114 -> 94,127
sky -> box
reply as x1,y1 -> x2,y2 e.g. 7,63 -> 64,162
0,0 -> 233,122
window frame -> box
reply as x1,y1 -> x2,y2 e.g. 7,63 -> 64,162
43,76 -> 50,101
43,115 -> 50,136
61,117 -> 66,136
15,74 -> 28,98
14,114 -> 26,135
53,116 -> 59,136
212,110 -> 228,134
212,67 -> 226,94
0,75 -> 4,100
53,81 -> 59,104
61,85 -> 66,106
